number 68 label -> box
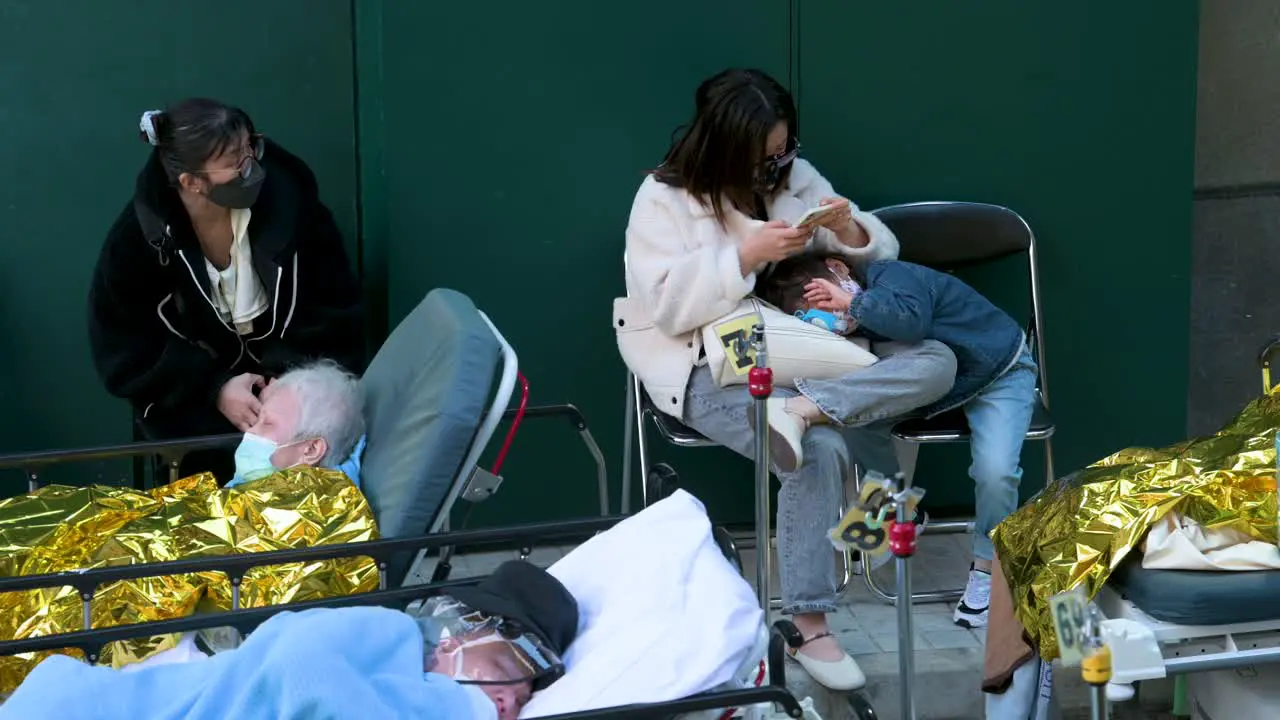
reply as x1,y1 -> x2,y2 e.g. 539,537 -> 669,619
1048,586 -> 1089,667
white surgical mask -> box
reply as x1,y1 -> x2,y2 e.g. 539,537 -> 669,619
232,432 -> 279,484
231,433 -> 320,486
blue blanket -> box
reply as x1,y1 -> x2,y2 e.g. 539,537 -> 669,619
0,607 -> 474,720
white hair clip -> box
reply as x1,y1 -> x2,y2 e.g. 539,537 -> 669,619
139,109 -> 162,146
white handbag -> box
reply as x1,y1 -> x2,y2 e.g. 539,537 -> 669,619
700,297 -> 879,388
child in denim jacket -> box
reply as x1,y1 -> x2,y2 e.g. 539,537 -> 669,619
759,253 -> 1038,629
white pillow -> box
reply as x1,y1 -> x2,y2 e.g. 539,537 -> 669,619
520,490 -> 763,717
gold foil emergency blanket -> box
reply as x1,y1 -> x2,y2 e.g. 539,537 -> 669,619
0,468 -> 380,692
992,393 -> 1280,661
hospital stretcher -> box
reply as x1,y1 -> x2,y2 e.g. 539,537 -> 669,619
1091,336 -> 1280,705
0,289 -> 867,719
0,517 -> 827,719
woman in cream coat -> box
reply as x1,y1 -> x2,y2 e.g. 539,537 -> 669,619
614,69 -> 957,690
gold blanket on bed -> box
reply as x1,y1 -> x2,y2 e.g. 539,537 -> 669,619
0,468 -> 379,692
992,393 -> 1280,661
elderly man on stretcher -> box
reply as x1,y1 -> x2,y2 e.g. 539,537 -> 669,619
0,359 -> 373,691
1,484 -> 770,719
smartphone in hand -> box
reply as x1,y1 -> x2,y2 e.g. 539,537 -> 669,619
793,203 -> 841,229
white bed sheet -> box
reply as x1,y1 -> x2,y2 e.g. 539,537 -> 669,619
520,489 -> 763,717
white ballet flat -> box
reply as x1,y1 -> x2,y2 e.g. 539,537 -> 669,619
786,633 -> 867,691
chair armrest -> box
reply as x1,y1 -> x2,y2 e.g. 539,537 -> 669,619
497,403 -> 610,515
1259,336 -> 1280,369
501,403 -> 587,430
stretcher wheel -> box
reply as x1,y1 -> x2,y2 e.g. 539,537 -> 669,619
847,694 -> 878,720
646,463 -> 680,503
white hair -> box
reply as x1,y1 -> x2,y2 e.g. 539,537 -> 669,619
274,359 -> 365,466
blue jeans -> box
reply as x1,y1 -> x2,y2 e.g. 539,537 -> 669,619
965,347 -> 1038,561
682,340 -> 958,615
848,347 -> 1039,562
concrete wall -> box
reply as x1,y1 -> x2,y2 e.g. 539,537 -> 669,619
1189,0 -> 1280,435
1196,1 -> 1280,188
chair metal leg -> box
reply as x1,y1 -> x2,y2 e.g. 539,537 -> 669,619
861,520 -> 972,604
621,372 -> 636,515
633,378 -> 653,509
1044,437 -> 1056,488
834,468 -> 855,594
852,449 -> 973,605
577,426 -> 610,517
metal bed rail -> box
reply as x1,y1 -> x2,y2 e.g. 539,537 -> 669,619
0,433 -> 241,490
0,580 -> 810,720
0,516 -> 624,662
0,405 -> 609,511
0,513 -> 829,720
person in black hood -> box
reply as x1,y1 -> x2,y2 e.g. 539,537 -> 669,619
88,99 -> 364,480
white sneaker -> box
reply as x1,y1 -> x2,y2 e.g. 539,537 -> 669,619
747,397 -> 807,473
953,565 -> 992,628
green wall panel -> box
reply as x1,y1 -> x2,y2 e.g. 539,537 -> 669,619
375,3 -> 791,527
0,1 -> 357,492
0,0 -> 1199,530
372,1 -> 1199,527
795,1 -> 1199,508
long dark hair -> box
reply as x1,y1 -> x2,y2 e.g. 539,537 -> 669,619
141,98 -> 255,181
653,69 -> 797,226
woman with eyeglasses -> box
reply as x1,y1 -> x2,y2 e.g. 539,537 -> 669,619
616,69 -> 957,691
88,98 -> 364,480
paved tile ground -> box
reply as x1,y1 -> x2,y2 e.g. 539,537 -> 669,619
412,534 -> 1174,719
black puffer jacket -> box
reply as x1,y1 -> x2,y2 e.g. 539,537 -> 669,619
88,139 -> 364,436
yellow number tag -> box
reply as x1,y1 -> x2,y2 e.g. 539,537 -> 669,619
828,477 -> 922,555
712,312 -> 763,377
1048,586 -> 1089,667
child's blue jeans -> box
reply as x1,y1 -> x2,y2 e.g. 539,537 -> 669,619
844,345 -> 1039,562
964,346 -> 1038,561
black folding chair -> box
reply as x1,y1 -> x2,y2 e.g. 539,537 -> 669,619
861,201 -> 1056,604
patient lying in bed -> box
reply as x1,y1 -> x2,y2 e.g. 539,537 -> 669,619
2,490 -> 767,719
984,391 -> 1280,681
0,561 -> 580,720
0,360 -> 373,691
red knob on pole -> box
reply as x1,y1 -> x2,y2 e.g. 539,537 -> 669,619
748,366 -> 773,399
888,518 -> 918,558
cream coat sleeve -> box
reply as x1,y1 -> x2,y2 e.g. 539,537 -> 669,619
625,189 -> 757,337
784,159 -> 900,262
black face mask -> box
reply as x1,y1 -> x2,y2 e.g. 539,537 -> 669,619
753,160 -> 784,195
754,138 -> 801,196
206,158 -> 267,209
